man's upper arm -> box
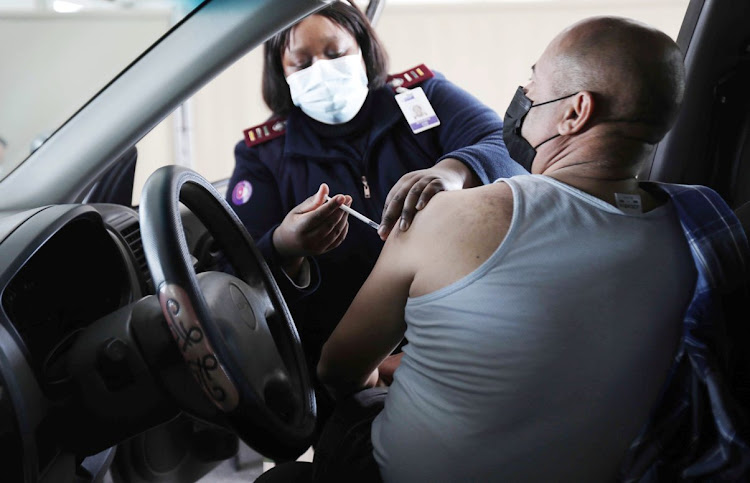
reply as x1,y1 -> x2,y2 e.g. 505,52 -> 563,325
317,222 -> 421,390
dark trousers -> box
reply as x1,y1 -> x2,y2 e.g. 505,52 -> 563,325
255,388 -> 386,483
311,388 -> 387,483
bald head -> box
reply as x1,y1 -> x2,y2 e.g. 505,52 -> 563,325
548,17 -> 685,142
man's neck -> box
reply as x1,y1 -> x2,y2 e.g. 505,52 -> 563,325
536,131 -> 662,211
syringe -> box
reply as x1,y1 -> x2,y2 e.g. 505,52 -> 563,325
324,195 -> 380,231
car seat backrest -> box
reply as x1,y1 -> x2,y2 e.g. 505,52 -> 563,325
644,2 -> 750,209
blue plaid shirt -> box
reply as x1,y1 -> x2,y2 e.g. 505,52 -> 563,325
620,183 -> 750,481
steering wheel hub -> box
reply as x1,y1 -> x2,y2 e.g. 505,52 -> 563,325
230,283 -> 258,330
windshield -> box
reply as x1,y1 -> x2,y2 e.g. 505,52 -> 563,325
0,0 -> 203,180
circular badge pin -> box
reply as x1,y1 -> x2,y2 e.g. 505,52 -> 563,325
232,180 -> 253,205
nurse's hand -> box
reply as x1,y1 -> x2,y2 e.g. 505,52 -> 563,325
273,184 -> 351,276
378,158 -> 480,241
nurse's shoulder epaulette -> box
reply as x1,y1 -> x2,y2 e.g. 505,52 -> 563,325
243,117 -> 287,148
386,64 -> 434,91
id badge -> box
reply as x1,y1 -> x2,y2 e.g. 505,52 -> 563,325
394,87 -> 441,134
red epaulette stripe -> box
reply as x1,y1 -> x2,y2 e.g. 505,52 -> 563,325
243,118 -> 287,148
386,64 -> 434,91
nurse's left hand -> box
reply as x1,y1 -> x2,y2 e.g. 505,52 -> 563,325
378,158 -> 480,241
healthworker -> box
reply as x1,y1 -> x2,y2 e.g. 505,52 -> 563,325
226,0 -> 525,386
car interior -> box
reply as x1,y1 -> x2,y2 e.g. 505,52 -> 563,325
1,0 -> 749,482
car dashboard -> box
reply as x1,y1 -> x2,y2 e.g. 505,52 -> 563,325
0,203 -> 218,482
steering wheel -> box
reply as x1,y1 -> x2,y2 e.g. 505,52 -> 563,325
138,165 -> 316,459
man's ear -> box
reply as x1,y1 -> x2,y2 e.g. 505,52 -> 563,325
557,91 -> 594,135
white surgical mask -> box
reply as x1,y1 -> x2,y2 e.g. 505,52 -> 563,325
286,52 -> 369,125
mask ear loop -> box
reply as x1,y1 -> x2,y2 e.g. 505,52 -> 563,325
533,133 -> 561,150
528,91 -> 579,149
531,91 -> 578,108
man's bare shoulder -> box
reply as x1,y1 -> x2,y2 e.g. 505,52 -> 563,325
405,182 -> 513,234
395,182 -> 516,297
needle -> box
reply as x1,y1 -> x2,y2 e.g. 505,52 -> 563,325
324,195 -> 380,231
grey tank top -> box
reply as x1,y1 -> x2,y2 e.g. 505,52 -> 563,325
371,174 -> 696,483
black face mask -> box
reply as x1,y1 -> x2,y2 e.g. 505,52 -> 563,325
503,86 -> 577,172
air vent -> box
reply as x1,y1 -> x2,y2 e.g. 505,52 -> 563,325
120,223 -> 154,294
